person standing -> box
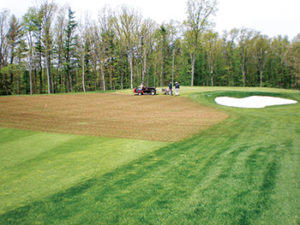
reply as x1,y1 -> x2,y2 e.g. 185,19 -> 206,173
175,81 -> 180,96
137,83 -> 144,92
139,83 -> 144,90
168,81 -> 173,95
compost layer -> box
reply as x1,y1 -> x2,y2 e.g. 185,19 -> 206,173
0,93 -> 227,142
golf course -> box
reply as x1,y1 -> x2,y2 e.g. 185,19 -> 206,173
0,87 -> 299,225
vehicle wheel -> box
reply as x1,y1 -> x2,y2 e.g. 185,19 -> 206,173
151,90 -> 156,95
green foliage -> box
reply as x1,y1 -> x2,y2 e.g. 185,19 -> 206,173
0,64 -> 24,94
1,3 -> 300,95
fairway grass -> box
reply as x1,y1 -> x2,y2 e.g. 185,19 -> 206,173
0,87 -> 299,224
0,129 -> 167,214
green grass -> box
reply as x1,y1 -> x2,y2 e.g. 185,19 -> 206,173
0,129 -> 167,214
0,87 -> 299,225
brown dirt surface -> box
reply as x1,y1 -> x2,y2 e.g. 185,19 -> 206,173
0,93 -> 228,142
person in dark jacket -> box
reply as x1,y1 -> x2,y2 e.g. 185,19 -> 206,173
175,81 -> 180,96
168,81 -> 173,95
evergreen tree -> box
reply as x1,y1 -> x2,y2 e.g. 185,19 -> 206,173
7,15 -> 23,65
64,7 -> 77,92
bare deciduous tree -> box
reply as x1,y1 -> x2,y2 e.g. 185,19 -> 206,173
41,0 -> 57,94
238,28 -> 255,87
114,6 -> 140,89
254,34 -> 270,87
185,0 -> 217,86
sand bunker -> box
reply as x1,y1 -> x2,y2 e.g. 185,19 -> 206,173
215,96 -> 297,108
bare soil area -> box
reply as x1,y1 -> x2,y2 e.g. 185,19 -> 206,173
0,93 -> 227,142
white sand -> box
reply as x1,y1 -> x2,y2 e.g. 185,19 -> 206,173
215,96 -> 297,108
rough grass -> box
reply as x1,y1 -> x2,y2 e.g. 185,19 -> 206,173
0,93 -> 227,142
0,87 -> 299,225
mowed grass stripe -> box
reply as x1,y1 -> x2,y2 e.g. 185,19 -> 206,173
0,129 -> 76,170
0,129 -> 167,214
0,128 -> 37,146
0,119 -> 243,224
0,89 -> 299,224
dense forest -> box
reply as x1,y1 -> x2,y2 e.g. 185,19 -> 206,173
0,0 -> 299,95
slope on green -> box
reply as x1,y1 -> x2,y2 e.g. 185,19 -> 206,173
0,88 -> 299,225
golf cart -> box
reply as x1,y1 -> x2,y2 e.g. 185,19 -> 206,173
133,87 -> 156,95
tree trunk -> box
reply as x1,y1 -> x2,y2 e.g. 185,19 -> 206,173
57,52 -> 63,92
17,78 -> 20,94
160,58 -> 163,87
191,54 -> 195,86
58,68 -> 62,92
45,52 -> 51,94
210,65 -> 214,86
242,61 -> 246,87
171,48 -> 175,85
39,55 -> 43,94
100,62 -> 105,91
65,71 -> 68,92
10,47 -> 14,65
94,72 -> 97,90
109,63 -> 113,90
259,69 -> 263,87
136,59 -> 139,83
154,60 -> 156,87
74,67 -> 78,89
242,69 -> 246,87
120,71 -> 123,89
34,69 -> 37,93
128,52 -> 133,89
68,70 -> 72,92
82,53 -> 86,92
28,50 -> 33,95
29,68 -> 33,95
51,66 -> 54,93
142,47 -> 147,84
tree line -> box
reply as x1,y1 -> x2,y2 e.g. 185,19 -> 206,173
0,0 -> 299,95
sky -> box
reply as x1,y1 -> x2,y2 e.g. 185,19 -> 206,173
1,0 -> 300,39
